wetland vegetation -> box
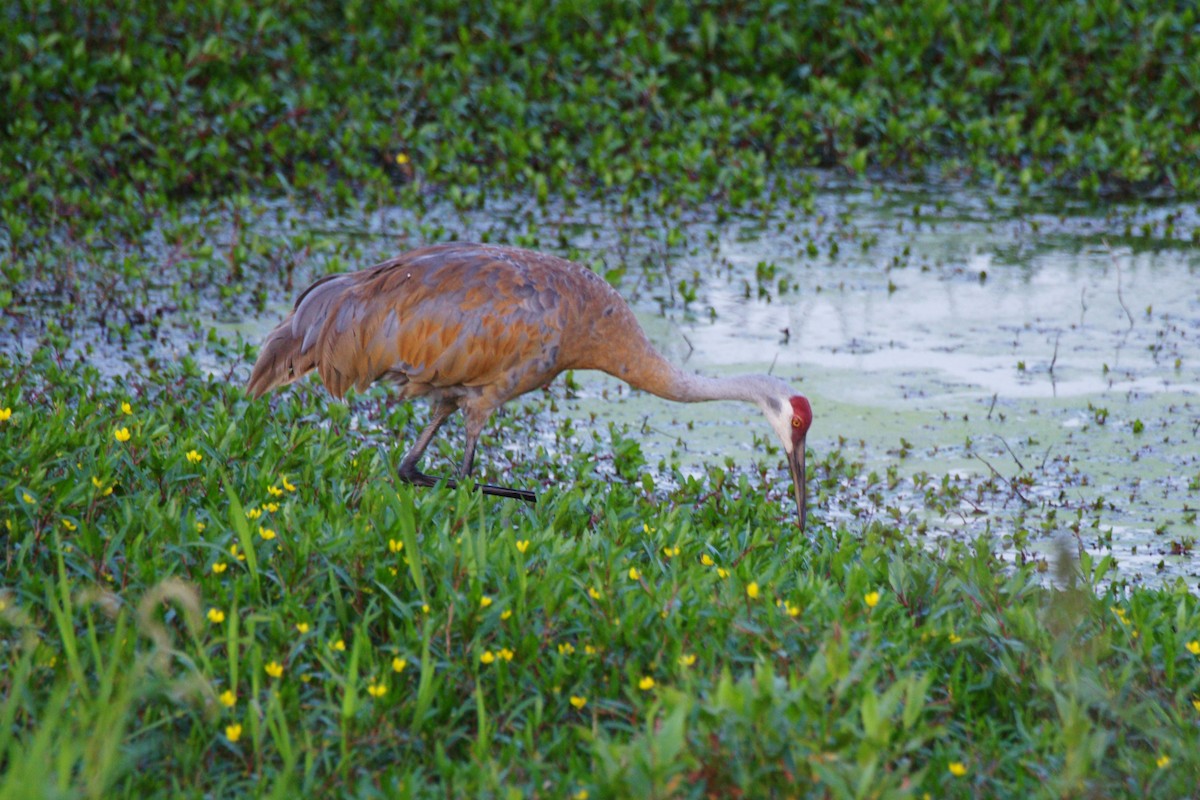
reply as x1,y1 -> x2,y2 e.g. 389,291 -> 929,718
3,2 -> 1200,798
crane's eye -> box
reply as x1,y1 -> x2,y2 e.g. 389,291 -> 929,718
791,416 -> 803,428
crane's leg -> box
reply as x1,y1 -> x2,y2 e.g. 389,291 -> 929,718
397,402 -> 535,504
460,407 -> 537,504
397,401 -> 458,488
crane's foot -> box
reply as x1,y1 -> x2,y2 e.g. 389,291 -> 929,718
398,467 -> 536,505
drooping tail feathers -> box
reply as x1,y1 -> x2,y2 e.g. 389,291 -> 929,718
246,272 -> 352,399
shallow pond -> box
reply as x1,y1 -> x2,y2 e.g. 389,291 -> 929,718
12,177 -> 1199,589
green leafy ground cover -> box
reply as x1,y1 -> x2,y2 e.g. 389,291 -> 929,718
4,2 -> 1200,798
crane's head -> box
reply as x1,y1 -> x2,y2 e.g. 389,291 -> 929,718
761,390 -> 812,532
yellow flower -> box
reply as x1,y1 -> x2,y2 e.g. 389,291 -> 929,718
281,476 -> 297,492
638,676 -> 656,691
948,762 -> 967,777
267,485 -> 284,497
558,642 -> 575,656
1186,640 -> 1200,656
118,401 -> 131,415
225,723 -> 242,742
258,526 -> 276,541
1156,754 -> 1171,769
91,476 -> 103,489
716,567 -> 729,579
207,608 -> 226,624
701,553 -> 715,566
0,407 -> 11,422
573,791 -> 589,800
367,683 -> 387,698
948,633 -> 962,644
662,546 -> 680,558
480,596 -> 493,608
265,661 -> 283,678
195,521 -> 206,533
1192,699 -> 1200,713
588,586 -> 602,600
746,582 -> 760,600
500,609 -> 513,620
62,519 -> 77,531
421,604 -> 430,614
395,152 -> 410,165
262,502 -> 279,513
785,602 -> 801,617
245,507 -> 262,520
22,492 -> 33,504
113,426 -> 131,443
627,567 -> 640,581
186,450 -> 202,464
392,657 -> 408,673
230,544 -> 245,561
295,622 -> 310,634
864,591 -> 881,608
516,539 -> 530,554
212,562 -> 228,574
678,653 -> 696,667
499,648 -> 515,662
330,639 -> 346,652
480,651 -> 495,665
388,538 -> 403,553
219,690 -> 236,708
570,696 -> 588,709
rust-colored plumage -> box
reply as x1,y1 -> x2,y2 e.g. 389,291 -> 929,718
248,242 -> 813,527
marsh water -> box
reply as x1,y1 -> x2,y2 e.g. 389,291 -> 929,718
21,178 -> 1200,588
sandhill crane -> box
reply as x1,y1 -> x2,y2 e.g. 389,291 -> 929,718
247,242 -> 812,529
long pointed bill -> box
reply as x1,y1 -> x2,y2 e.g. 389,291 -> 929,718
787,438 -> 807,532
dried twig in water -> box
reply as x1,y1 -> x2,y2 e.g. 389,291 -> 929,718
1102,238 -> 1134,332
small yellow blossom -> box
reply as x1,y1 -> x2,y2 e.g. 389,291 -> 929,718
1186,640 -> 1200,656
367,683 -> 387,698
499,648 -> 515,662
330,639 -> 346,652
262,502 -> 279,513
207,608 -> 226,624
638,676 -> 656,691
62,519 -> 77,531
701,553 -> 715,566
584,644 -> 597,655
391,657 -> 408,673
421,604 -> 430,613
480,650 -> 495,665
746,582 -> 760,600
516,539 -> 530,554
570,696 -> 588,709
295,622 -> 310,634
948,633 -> 962,644
281,476 -> 297,492
395,152 -> 409,165
91,476 -> 103,489
196,521 -> 206,533
663,546 -> 680,558
113,427 -> 131,443
120,402 -> 132,415
864,591 -> 881,608
588,586 -> 602,600
186,450 -> 202,464
785,602 -> 801,617
267,485 -> 284,497
948,762 -> 967,777
642,523 -> 654,534
558,642 -> 575,655
230,544 -> 245,561
716,568 -> 729,579
388,538 -> 403,553
1156,754 -> 1171,768
678,653 -> 697,667
628,567 -> 640,581
258,526 -> 276,541
480,596 -> 493,608
0,407 -> 11,422
245,507 -> 262,520
265,661 -> 283,678
212,562 -> 228,574
219,690 -> 236,708
573,791 -> 588,800
500,609 -> 513,620
1192,699 -> 1200,713
22,492 -> 34,504
225,723 -> 242,742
